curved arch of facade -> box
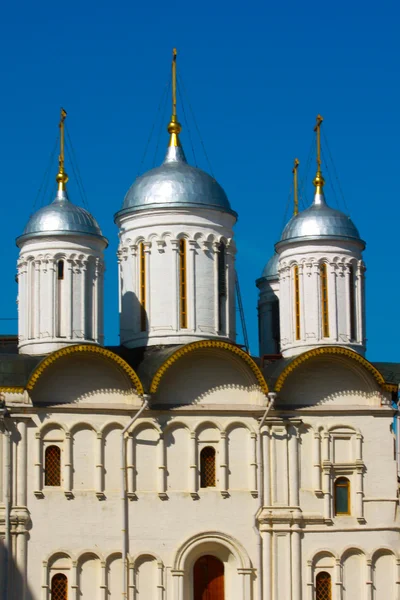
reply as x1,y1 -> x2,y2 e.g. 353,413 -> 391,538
130,551 -> 164,568
173,531 -> 252,571
327,424 -> 359,433
194,419 -> 223,434
162,420 -> 193,435
106,552 -> 122,565
69,421 -> 98,435
274,346 -> 396,393
100,421 -> 125,434
76,549 -> 104,563
150,340 -> 269,395
340,546 -> 366,560
45,550 -> 74,564
39,421 -> 68,436
224,420 -> 256,434
130,419 -> 162,436
26,344 -> 144,395
311,549 -> 339,565
371,547 -> 398,561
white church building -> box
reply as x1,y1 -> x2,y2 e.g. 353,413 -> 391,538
0,53 -> 399,600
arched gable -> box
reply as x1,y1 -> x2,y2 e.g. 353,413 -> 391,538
273,347 -> 394,407
27,344 -> 143,405
149,341 -> 267,406
150,341 -> 267,394
27,344 -> 143,394
275,347 -> 396,393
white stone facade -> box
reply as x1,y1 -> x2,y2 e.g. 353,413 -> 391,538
0,346 -> 398,600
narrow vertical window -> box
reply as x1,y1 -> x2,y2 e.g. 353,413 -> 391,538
349,265 -> 357,341
179,239 -> 187,329
294,265 -> 301,340
56,259 -> 65,338
57,260 -> 64,280
200,447 -> 216,488
320,263 -> 330,338
139,243 -> 146,332
218,242 -> 227,332
51,573 -> 68,600
334,477 -> 350,515
316,572 -> 332,600
45,445 -> 61,486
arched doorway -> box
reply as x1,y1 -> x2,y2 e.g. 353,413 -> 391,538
193,555 -> 224,600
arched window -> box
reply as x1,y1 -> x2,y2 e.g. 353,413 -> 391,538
139,243 -> 146,332
193,555 -> 224,600
217,242 -> 227,333
179,239 -> 187,329
51,573 -> 68,600
349,264 -> 357,341
45,445 -> 61,487
334,477 -> 350,515
293,265 -> 300,340
315,571 -> 331,600
57,260 -> 64,280
320,263 -> 329,338
200,447 -> 216,488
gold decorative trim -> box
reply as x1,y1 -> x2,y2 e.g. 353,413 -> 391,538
274,346 -> 397,393
150,340 -> 268,395
0,387 -> 24,394
26,344 -> 144,395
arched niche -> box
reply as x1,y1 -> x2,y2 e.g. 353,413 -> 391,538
28,346 -> 143,406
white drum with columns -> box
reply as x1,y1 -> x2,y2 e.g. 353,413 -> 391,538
17,189 -> 107,355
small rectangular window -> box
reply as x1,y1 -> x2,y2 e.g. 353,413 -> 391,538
334,477 -> 350,515
45,445 -> 61,486
200,446 -> 216,487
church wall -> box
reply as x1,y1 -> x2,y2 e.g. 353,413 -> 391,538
2,395 -> 398,599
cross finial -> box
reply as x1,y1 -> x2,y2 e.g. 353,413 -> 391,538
167,48 -> 182,147
56,107 -> 68,191
293,158 -> 300,216
313,114 -> 325,192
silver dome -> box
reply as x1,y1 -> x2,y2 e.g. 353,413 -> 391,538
116,145 -> 236,218
17,190 -> 106,246
261,253 -> 279,280
277,192 -> 364,247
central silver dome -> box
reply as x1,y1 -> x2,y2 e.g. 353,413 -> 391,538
17,190 -> 106,246
117,145 -> 236,217
277,192 -> 364,247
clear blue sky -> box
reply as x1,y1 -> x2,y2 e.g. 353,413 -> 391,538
1,0 -> 398,361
